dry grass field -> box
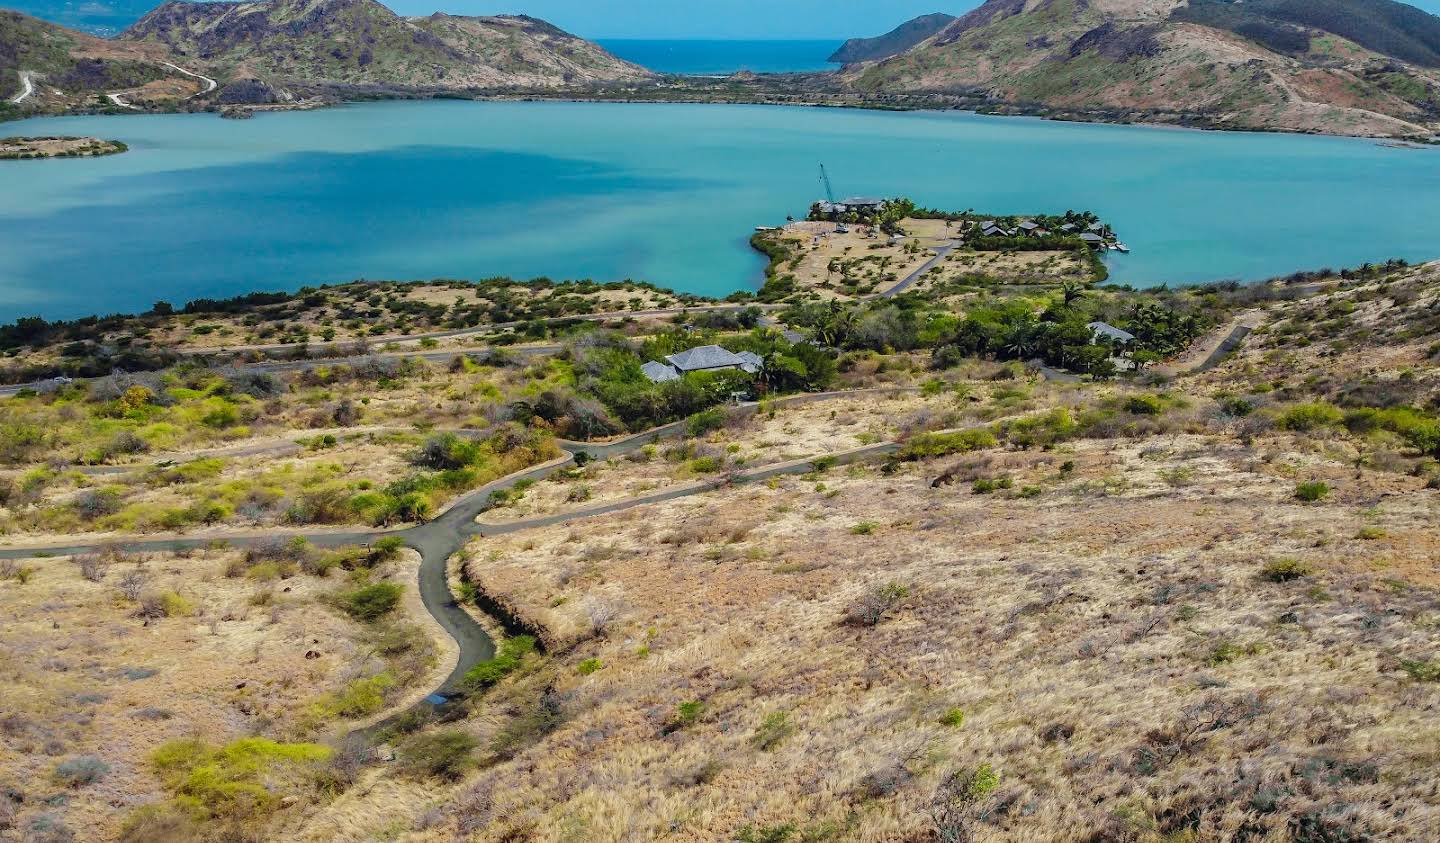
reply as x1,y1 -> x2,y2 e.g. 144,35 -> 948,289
0,544 -> 439,842
300,414 -> 1440,842
2,262 -> 1438,842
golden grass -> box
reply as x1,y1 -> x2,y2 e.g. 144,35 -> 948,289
0,546 -> 431,842
341,429 -> 1440,841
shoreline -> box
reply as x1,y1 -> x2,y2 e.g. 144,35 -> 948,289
7,81 -> 1439,144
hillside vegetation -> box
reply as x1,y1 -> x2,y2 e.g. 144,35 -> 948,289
1,252 -> 1438,840
2,0 -> 654,120
119,0 -> 653,90
828,12 -> 956,64
849,0 -> 1440,137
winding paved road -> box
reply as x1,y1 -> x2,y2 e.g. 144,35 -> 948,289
9,71 -> 34,104
0,388 -> 918,717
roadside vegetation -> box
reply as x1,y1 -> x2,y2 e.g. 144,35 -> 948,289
0,234 -> 1437,841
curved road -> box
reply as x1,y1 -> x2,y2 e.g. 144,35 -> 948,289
9,71 -> 34,104
162,62 -> 217,96
0,388 -> 918,716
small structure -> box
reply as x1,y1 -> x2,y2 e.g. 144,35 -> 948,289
840,196 -> 886,211
641,345 -> 759,383
1017,220 -> 1041,236
1078,232 -> 1105,248
979,220 -> 1010,237
1087,321 -> 1136,345
1059,223 -> 1077,233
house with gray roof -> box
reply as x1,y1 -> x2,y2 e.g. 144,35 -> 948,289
640,360 -> 680,383
1078,232 -> 1105,248
666,345 -> 746,373
1088,321 -> 1136,344
642,345 -> 759,383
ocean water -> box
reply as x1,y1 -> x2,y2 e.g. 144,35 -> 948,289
2,100 -> 1439,322
599,39 -> 843,74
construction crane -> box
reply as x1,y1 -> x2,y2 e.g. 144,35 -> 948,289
819,163 -> 837,205
818,163 -> 848,233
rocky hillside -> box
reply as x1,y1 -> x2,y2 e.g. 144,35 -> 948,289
119,0 -> 654,90
847,0 -> 1440,138
0,9 -> 201,110
828,12 -> 955,64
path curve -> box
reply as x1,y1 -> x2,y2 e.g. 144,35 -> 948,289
162,62 -> 217,96
9,71 -> 34,104
0,387 -> 920,721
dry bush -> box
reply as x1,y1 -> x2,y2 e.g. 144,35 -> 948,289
73,553 -> 107,583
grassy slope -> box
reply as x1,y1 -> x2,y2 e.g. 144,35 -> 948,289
118,0 -> 652,89
289,265 -> 1440,841
851,0 -> 1440,136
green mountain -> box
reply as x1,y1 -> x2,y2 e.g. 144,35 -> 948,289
1,9 -> 186,108
828,12 -> 955,64
119,0 -> 654,89
847,0 -> 1440,138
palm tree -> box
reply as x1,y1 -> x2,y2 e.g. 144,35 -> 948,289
1061,281 -> 1086,306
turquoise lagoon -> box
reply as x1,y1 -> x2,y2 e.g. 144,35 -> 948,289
1,100 -> 1438,320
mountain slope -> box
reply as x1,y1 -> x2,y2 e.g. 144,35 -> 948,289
118,0 -> 654,89
847,0 -> 1440,138
828,12 -> 955,64
0,9 -> 199,108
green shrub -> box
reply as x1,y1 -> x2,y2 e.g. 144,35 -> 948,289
576,658 -> 603,675
1124,394 -> 1165,416
735,825 -> 797,843
686,407 -> 728,437
674,700 -> 705,729
370,535 -> 405,559
689,455 -> 722,473
1262,558 -> 1314,582
399,729 -> 478,781
939,708 -> 965,728
898,427 -> 997,461
752,710 -> 795,751
463,635 -> 536,690
1279,402 -> 1343,432
1220,397 -> 1255,417
1399,658 -> 1440,682
1295,481 -> 1331,502
850,521 -> 878,535
971,477 -> 1013,494
336,582 -> 403,621
311,673 -> 397,719
149,737 -> 330,821
1206,640 -> 1247,666
1003,408 -> 1079,449
962,763 -> 999,801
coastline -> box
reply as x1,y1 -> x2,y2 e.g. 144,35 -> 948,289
7,78 -> 1439,144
